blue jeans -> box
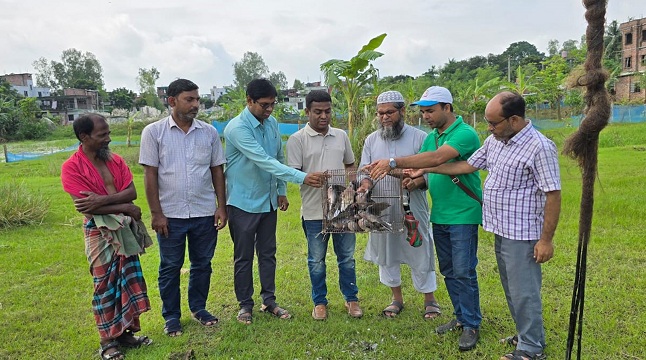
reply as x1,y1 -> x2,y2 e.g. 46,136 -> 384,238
433,224 -> 482,329
301,219 -> 358,305
157,216 -> 217,321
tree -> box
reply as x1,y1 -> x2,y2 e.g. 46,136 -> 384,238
320,33 -> 387,138
32,48 -> 104,92
547,39 -> 560,57
537,56 -> 569,120
200,97 -> 215,109
269,71 -> 287,90
233,52 -> 269,89
137,67 -> 160,95
110,87 -> 136,110
136,67 -> 164,111
293,79 -> 306,91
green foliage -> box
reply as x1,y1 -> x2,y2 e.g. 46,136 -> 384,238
321,33 -> 387,137
537,56 -> 569,119
0,181 -> 49,229
32,48 -> 104,92
137,67 -> 160,96
110,87 -> 136,111
233,52 -> 269,90
0,123 -> 645,359
269,71 -> 288,90
0,86 -> 52,140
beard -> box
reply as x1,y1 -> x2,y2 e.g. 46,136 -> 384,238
379,119 -> 404,140
96,145 -> 112,161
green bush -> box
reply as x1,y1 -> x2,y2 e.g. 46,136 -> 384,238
0,181 -> 50,229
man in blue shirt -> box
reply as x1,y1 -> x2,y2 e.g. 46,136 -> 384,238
224,79 -> 325,324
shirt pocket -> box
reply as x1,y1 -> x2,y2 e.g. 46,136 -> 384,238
193,145 -> 212,165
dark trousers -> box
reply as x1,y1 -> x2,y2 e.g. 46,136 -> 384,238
157,216 -> 217,321
227,205 -> 278,310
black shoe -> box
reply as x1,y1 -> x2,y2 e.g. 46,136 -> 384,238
458,328 -> 479,351
436,318 -> 462,334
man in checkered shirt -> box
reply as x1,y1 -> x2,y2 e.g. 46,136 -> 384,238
421,91 -> 561,360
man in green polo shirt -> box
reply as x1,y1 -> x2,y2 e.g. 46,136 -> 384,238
366,86 -> 483,352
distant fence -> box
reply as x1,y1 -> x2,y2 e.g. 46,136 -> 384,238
533,104 -> 646,131
3,141 -> 139,163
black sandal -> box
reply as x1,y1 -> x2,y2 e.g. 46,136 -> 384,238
382,300 -> 404,318
99,341 -> 124,360
117,330 -> 153,348
163,318 -> 183,337
260,303 -> 291,319
237,308 -> 253,324
423,301 -> 441,319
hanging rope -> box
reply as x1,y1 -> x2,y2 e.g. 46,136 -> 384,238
562,0 -> 610,359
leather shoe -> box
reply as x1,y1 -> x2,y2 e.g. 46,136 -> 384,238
345,301 -> 363,318
312,304 -> 327,320
458,327 -> 479,351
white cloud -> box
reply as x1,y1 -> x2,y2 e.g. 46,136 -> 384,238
0,0 -> 639,92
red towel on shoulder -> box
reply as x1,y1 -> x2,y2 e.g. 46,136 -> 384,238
61,145 -> 133,198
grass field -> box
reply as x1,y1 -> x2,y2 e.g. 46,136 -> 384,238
0,123 -> 645,359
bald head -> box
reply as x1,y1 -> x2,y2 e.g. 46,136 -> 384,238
487,91 -> 525,119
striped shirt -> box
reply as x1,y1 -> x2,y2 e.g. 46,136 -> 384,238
467,121 -> 561,240
139,116 -> 226,218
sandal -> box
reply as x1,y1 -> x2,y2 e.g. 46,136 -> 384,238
260,303 -> 291,319
500,334 -> 519,347
99,341 -> 124,360
192,309 -> 219,327
382,300 -> 404,318
501,349 -> 547,360
163,318 -> 183,337
237,308 -> 253,324
116,330 -> 153,348
423,301 -> 441,320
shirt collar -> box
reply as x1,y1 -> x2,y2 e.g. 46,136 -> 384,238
506,119 -> 533,145
304,123 -> 334,137
168,115 -> 202,131
434,115 -> 464,137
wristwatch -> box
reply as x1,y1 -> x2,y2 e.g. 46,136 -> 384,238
388,157 -> 397,169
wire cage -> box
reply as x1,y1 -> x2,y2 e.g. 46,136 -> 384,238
321,169 -> 404,234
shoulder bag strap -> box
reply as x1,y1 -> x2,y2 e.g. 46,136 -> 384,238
435,135 -> 482,206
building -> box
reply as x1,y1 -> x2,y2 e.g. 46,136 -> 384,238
0,73 -> 51,98
615,17 -> 646,102
210,86 -> 228,103
38,88 -> 100,124
157,86 -> 169,105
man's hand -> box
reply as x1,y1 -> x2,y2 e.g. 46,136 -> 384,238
402,177 -> 423,191
278,195 -> 289,211
403,168 -> 425,179
74,191 -> 107,213
125,204 -> 143,221
151,212 -> 169,238
304,172 -> 325,188
214,207 -> 228,230
533,239 -> 554,264
364,159 -> 391,180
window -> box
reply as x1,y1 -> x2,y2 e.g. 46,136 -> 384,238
642,30 -> 646,42
632,82 -> 641,93
625,56 -> 632,68
642,54 -> 646,65
38,91 -> 42,97
24,91 -> 28,96
625,32 -> 633,45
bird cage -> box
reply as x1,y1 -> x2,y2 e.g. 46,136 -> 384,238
321,169 -> 404,233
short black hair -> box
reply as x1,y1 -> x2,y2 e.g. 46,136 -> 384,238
168,78 -> 199,98
438,102 -> 453,112
499,92 -> 525,118
305,90 -> 332,109
246,79 -> 277,101
73,113 -> 105,141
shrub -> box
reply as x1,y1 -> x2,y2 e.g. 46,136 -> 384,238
0,181 -> 50,229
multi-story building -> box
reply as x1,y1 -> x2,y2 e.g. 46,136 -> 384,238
615,17 -> 646,102
39,88 -> 100,124
0,73 -> 51,98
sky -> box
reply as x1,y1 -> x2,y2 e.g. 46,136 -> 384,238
0,0 -> 641,94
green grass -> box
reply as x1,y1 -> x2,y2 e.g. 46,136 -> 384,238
1,123 -> 645,359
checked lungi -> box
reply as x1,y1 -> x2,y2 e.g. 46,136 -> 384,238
85,221 -> 151,340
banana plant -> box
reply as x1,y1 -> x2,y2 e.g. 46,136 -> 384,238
320,33 -> 387,138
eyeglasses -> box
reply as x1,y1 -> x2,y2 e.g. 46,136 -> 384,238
484,116 -> 510,128
254,100 -> 277,110
376,109 -> 399,118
